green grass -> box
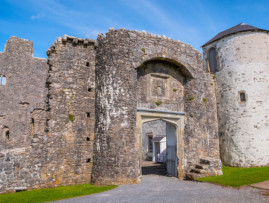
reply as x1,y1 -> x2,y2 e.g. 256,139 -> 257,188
0,184 -> 117,203
197,165 -> 269,187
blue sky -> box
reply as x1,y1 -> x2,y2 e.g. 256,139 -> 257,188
1,0 -> 269,58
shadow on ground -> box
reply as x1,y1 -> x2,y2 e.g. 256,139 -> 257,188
142,161 -> 167,176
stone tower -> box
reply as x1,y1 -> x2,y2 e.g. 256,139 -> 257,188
202,23 -> 269,167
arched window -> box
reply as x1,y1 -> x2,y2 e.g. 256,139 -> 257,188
208,48 -> 217,73
0,75 -> 6,85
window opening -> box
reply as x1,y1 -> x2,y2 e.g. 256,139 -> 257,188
31,118 -> 35,136
0,75 -> 6,85
240,92 -> 246,102
208,48 -> 217,73
87,87 -> 92,92
86,112 -> 90,117
148,134 -> 153,153
86,158 -> 91,163
3,127 -> 10,141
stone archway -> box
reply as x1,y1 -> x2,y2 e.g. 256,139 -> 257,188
137,108 -> 185,179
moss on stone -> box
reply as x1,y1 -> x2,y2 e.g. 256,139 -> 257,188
141,48 -> 146,53
155,101 -> 162,106
173,88 -> 178,92
69,114 -> 75,122
189,96 -> 194,101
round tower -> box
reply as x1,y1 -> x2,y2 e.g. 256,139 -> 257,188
202,23 -> 269,167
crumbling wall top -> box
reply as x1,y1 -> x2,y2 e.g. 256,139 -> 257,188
2,36 -> 34,57
46,35 -> 96,56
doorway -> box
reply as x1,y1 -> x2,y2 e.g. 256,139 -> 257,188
137,108 -> 185,179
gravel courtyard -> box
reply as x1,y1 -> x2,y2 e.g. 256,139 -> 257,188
56,175 -> 269,203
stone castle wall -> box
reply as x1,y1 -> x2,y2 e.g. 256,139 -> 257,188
0,29 -> 221,192
92,29 -> 220,185
0,37 -> 48,192
0,36 -> 97,193
43,36 -> 96,186
203,31 -> 269,167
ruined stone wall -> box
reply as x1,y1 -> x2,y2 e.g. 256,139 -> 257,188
203,31 -> 269,167
0,37 -> 48,149
0,37 -> 48,192
0,29 -> 221,192
93,29 -> 220,185
0,35 -> 97,193
44,36 -> 96,186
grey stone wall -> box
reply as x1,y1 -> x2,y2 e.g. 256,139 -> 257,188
0,29 -> 221,192
92,31 -> 140,185
44,36 -> 96,186
0,37 -> 48,192
0,35 -> 97,193
93,29 -> 220,185
0,37 -> 48,149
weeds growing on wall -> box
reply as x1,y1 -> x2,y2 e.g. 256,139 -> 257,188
69,114 -> 75,122
155,101 -> 162,106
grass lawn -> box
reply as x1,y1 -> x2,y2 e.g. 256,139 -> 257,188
0,184 -> 117,203
197,165 -> 269,187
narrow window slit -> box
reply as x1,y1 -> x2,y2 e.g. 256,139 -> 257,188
86,62 -> 90,67
31,118 -> 35,136
3,127 -> 10,141
86,158 -> 91,163
239,91 -> 247,102
86,137 -> 90,141
86,112 -> 90,117
240,92 -> 246,102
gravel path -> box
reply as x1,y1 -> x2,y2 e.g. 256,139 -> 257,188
55,175 -> 269,203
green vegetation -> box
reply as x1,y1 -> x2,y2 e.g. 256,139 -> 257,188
203,97 -> 207,103
69,114 -> 75,122
141,48 -> 146,53
155,101 -> 162,106
190,114 -> 194,118
188,96 -> 194,101
0,184 -> 117,203
197,165 -> 269,187
173,88 -> 178,92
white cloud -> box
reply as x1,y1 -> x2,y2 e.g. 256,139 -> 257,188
30,13 -> 45,20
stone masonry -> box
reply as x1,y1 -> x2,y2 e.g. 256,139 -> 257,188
203,30 -> 269,167
92,29 -> 221,185
0,23 -> 267,193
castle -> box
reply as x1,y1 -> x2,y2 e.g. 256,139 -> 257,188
0,23 -> 268,193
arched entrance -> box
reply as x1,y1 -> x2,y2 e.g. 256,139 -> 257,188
137,109 -> 185,179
